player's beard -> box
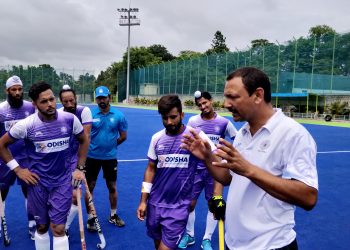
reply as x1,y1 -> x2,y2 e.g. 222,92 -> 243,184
98,100 -> 109,110
165,120 -> 183,135
7,93 -> 23,108
64,104 -> 77,114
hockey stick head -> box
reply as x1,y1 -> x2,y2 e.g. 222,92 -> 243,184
97,233 -> 106,249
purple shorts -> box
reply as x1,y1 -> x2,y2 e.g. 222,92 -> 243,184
0,163 -> 16,189
146,204 -> 190,249
191,168 -> 214,201
27,182 -> 72,225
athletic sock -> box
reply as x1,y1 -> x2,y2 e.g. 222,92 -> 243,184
1,201 -> 5,234
203,211 -> 218,240
110,209 -> 117,216
185,210 -> 195,237
0,201 -> 2,234
53,235 -> 69,250
0,201 -> 2,233
29,220 -> 36,228
65,204 -> 78,230
35,231 -> 50,250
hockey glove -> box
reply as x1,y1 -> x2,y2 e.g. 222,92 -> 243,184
208,195 -> 226,221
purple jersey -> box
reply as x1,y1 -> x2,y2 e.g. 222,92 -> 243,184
187,113 -> 237,169
147,126 -> 214,208
9,110 -> 83,187
59,105 -> 92,169
0,100 -> 35,162
0,100 -> 35,185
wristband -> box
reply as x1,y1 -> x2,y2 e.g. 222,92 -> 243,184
76,164 -> 85,172
141,182 -> 153,193
7,159 -> 19,170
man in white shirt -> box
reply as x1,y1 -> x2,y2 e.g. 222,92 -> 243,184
181,67 -> 318,250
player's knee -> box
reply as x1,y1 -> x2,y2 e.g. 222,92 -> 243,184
50,224 -> 66,237
106,182 -> 116,193
36,224 -> 49,234
189,200 -> 197,211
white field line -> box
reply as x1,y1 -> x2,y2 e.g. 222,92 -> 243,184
118,150 -> 350,162
317,150 -> 350,154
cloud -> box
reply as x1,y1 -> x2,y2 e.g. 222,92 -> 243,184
0,0 -> 349,75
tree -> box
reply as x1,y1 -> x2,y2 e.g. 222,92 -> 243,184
177,50 -> 202,59
251,39 -> 273,48
328,101 -> 349,115
148,44 -> 175,61
123,46 -> 162,70
309,25 -> 336,41
205,31 -> 229,55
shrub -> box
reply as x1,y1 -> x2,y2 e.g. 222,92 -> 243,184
184,99 -> 195,106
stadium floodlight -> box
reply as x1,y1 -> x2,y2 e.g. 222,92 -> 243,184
117,7 -> 140,103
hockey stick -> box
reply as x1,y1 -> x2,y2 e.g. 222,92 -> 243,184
218,219 -> 224,250
83,178 -> 106,249
0,192 -> 10,246
76,187 -> 87,250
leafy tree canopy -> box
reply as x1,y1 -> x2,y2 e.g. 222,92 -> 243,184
309,25 -> 336,39
177,50 -> 202,59
205,30 -> 229,55
251,39 -> 273,48
148,44 -> 175,61
122,46 -> 163,69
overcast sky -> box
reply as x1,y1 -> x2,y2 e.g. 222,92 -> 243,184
0,0 -> 349,75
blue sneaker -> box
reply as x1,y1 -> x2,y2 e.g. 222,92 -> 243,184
178,233 -> 195,249
201,239 -> 213,250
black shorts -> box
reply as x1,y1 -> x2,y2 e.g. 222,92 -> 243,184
85,158 -> 118,182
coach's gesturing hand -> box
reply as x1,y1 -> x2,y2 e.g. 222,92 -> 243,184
213,138 -> 254,177
14,167 -> 40,185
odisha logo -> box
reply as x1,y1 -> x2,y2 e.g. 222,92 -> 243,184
209,135 -> 219,141
46,139 -> 69,147
164,156 -> 188,163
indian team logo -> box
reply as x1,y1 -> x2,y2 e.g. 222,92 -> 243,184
34,137 -> 70,153
25,111 -> 30,116
158,154 -> 190,169
259,140 -> 271,152
110,117 -> 115,123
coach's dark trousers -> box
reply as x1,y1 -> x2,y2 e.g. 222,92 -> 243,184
226,238 -> 298,250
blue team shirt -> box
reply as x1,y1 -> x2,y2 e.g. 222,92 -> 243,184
88,106 -> 128,160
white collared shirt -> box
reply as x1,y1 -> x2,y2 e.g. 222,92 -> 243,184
225,109 -> 318,250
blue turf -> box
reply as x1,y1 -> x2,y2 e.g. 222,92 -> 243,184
2,106 -> 350,249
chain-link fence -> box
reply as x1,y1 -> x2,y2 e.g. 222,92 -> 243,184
0,65 -> 95,103
128,32 -> 350,112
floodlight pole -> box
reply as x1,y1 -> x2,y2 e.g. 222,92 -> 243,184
117,8 -> 140,103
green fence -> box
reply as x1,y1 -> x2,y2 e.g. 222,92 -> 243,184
0,65 -> 95,102
129,32 -> 350,98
